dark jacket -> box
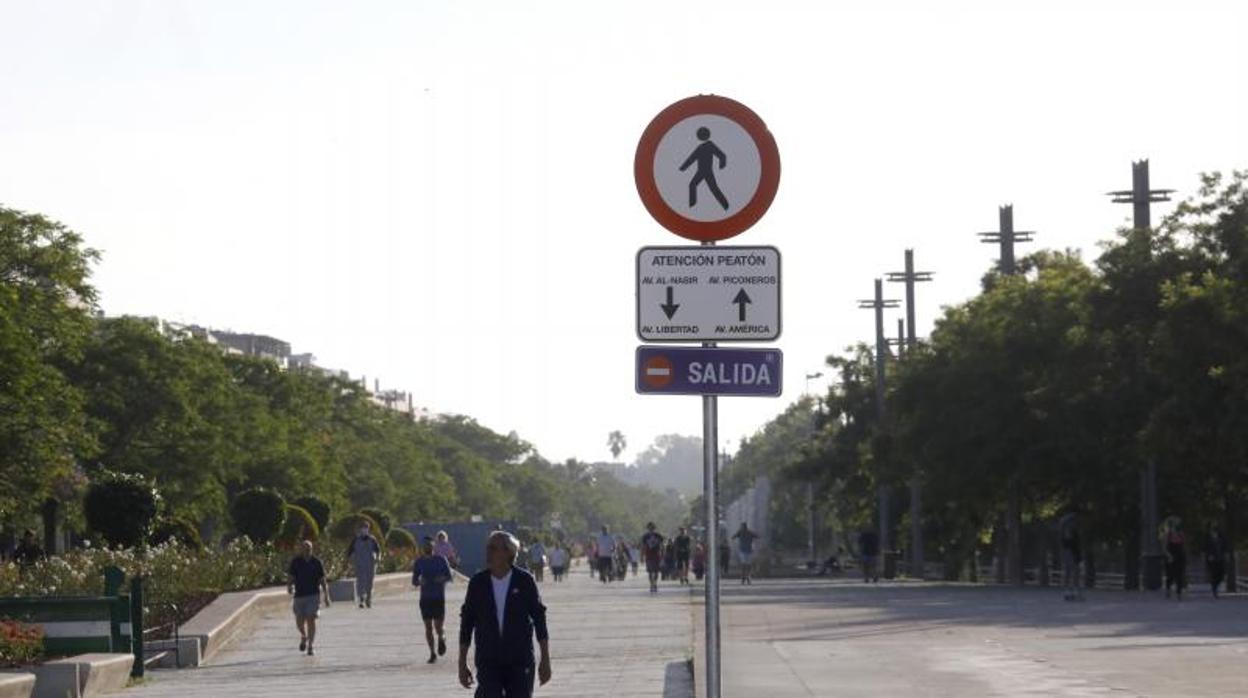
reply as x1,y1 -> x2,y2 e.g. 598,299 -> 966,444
459,566 -> 548,668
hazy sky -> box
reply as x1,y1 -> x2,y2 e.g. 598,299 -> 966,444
2,1 -> 1245,465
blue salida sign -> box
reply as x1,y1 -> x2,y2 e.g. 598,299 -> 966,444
636,346 -> 783,397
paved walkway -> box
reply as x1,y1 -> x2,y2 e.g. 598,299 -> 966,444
127,563 -> 693,698
704,578 -> 1248,697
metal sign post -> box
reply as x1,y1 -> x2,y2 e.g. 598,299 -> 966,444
703,387 -> 721,698
702,235 -> 721,698
634,95 -> 782,698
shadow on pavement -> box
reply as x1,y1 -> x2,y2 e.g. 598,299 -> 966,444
718,578 -> 1248,641
662,659 -> 694,698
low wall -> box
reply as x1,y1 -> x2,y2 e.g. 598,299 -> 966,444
29,653 -> 133,698
0,673 -> 34,698
178,572 -> 412,664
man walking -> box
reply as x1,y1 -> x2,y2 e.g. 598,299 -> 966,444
732,522 -> 759,585
640,522 -> 665,594
527,539 -> 546,582
674,527 -> 692,586
859,528 -> 880,584
1058,513 -> 1083,601
413,537 -> 454,663
287,540 -> 331,656
347,522 -> 381,608
595,526 -> 616,584
459,530 -> 552,697
548,544 -> 568,582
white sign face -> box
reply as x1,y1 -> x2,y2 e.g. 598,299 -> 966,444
652,114 -> 763,223
636,246 -> 781,342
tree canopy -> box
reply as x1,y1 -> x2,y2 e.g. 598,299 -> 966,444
720,171 -> 1248,580
0,205 -> 684,545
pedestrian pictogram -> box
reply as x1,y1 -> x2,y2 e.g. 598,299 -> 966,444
680,127 -> 730,210
635,95 -> 781,242
641,354 -> 674,388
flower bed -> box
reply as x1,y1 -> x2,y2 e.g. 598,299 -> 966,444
0,539 -> 350,637
0,618 -> 43,667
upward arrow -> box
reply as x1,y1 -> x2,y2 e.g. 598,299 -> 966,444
732,288 -> 752,322
660,286 -> 680,319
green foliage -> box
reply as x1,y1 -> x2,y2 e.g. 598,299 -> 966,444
358,507 -> 393,536
385,527 -> 416,552
83,472 -> 161,548
328,512 -> 382,543
275,504 -> 320,549
0,205 -> 722,555
0,539 -> 346,635
230,488 -> 286,544
150,516 -> 203,551
292,495 -> 331,532
725,171 -> 1248,576
0,207 -> 99,520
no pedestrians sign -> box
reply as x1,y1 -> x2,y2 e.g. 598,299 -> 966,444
634,95 -> 781,242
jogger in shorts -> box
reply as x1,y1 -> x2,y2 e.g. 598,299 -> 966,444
287,540 -> 331,656
413,537 -> 454,663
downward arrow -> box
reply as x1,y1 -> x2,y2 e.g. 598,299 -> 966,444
660,286 -> 680,319
732,288 -> 752,322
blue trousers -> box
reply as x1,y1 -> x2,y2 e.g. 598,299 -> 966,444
475,662 -> 534,698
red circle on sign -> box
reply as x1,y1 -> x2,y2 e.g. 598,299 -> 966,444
642,355 -> 674,388
634,95 -> 781,242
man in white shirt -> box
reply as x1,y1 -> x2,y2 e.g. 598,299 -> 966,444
459,530 -> 552,697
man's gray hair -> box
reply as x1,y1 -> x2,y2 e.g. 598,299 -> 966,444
487,530 -> 520,563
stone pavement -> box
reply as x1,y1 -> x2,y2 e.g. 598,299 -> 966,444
704,578 -> 1248,697
126,562 -> 693,698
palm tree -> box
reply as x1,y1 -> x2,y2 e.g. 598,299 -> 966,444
607,431 -> 627,461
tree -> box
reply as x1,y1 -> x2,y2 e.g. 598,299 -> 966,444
328,512 -> 383,543
275,504 -> 320,549
0,207 -> 98,520
230,488 -> 286,544
293,495 -> 331,532
607,431 -> 627,461
150,516 -> 203,550
359,507 -> 394,536
83,472 -> 160,548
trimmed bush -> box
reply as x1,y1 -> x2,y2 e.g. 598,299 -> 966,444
292,495 -> 331,532
229,488 -> 286,544
150,516 -> 203,550
358,507 -> 393,535
327,512 -> 382,543
275,504 -> 320,550
83,472 -> 161,548
385,527 -> 417,553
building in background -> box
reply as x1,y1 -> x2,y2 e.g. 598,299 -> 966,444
116,315 -> 435,421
